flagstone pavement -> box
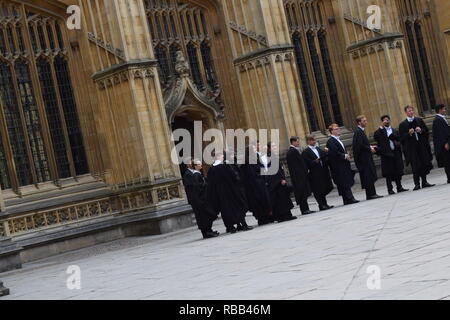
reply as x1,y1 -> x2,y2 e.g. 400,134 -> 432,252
1,169 -> 450,300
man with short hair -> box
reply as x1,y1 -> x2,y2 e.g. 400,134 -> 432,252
183,159 -> 219,239
326,124 -> 359,205
374,115 -> 408,194
352,115 -> 383,200
399,106 -> 434,190
432,104 -> 450,183
286,136 -> 315,215
302,135 -> 334,211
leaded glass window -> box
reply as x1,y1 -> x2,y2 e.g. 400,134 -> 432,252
0,3 -> 89,191
145,0 -> 219,92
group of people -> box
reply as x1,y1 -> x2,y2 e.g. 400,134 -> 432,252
183,104 -> 450,239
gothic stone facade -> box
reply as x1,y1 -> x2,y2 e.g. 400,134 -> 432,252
0,0 -> 448,256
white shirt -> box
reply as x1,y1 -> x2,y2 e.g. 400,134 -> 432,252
384,126 -> 395,150
358,126 -> 365,131
406,117 -> 419,141
260,154 -> 269,171
308,145 -> 320,159
331,135 -> 346,152
213,160 -> 222,167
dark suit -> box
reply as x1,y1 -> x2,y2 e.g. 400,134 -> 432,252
326,136 -> 356,204
183,170 -> 217,235
352,127 -> 378,198
399,117 -> 433,186
374,126 -> 405,192
302,146 -> 334,209
432,115 -> 450,181
286,146 -> 312,213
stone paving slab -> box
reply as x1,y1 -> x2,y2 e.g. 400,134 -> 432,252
1,169 -> 450,300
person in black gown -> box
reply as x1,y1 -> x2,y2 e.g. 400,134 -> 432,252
302,135 -> 334,211
207,152 -> 252,234
240,146 -> 273,226
183,159 -> 219,239
266,142 -> 297,223
399,105 -> 435,190
373,115 -> 408,194
432,104 -> 450,184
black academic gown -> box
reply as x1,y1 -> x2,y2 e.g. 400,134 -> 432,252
399,118 -> 433,175
240,163 -> 272,222
432,115 -> 450,169
207,163 -> 248,228
326,137 -> 355,191
267,156 -> 294,221
286,146 -> 312,205
183,170 -> 217,231
352,128 -> 378,189
302,147 -> 334,197
373,127 -> 404,178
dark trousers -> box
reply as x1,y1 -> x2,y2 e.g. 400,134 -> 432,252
298,199 -> 310,214
413,174 -> 428,186
386,177 -> 403,191
365,184 -> 377,199
445,165 -> 450,182
314,193 -> 328,209
338,186 -> 354,203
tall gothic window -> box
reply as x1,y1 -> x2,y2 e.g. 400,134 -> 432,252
144,0 -> 219,92
284,0 -> 342,131
0,3 -> 89,192
398,1 -> 437,113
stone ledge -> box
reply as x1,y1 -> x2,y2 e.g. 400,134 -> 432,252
92,59 -> 158,81
0,202 -> 194,271
233,44 -> 294,65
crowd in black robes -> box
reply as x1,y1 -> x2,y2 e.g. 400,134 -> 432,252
432,115 -> 450,182
399,117 -> 433,187
352,127 -> 378,199
302,147 -> 334,210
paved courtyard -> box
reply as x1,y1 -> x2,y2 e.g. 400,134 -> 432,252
1,169 -> 450,300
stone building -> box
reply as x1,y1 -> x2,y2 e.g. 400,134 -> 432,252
0,0 -> 448,270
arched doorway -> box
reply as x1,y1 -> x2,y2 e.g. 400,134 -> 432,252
171,105 -> 220,176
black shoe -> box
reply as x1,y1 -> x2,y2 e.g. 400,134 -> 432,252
413,185 -> 421,191
285,216 -> 298,221
388,190 -> 395,195
447,180 -> 450,184
422,182 -> 435,188
302,210 -> 315,215
237,224 -> 253,232
367,194 -> 383,200
397,187 -> 409,193
344,199 -> 360,205
212,230 -> 220,236
320,205 -> 334,211
203,231 -> 220,239
226,227 -> 237,234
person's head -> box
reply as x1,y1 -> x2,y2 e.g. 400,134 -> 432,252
290,136 -> 300,148
214,152 -> 224,162
435,104 -> 446,115
405,105 -> 415,118
356,115 -> 368,128
306,135 -> 316,147
183,157 -> 193,169
381,115 -> 391,127
328,123 -> 340,136
192,159 -> 202,171
267,142 -> 278,154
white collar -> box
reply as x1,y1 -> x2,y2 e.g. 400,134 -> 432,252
358,126 -> 365,131
308,145 -> 317,149
332,135 -> 341,140
213,160 -> 222,166
384,126 -> 392,130
437,114 -> 447,119
407,117 -> 415,122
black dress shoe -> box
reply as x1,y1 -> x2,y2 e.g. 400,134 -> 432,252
320,205 -> 334,211
237,224 -> 253,231
413,185 -> 421,191
226,227 -> 237,234
367,194 -> 383,200
203,231 -> 220,239
447,180 -> 450,184
302,210 -> 316,215
422,183 -> 435,188
388,190 -> 395,195
344,199 -> 360,205
285,216 -> 298,221
397,187 -> 409,193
